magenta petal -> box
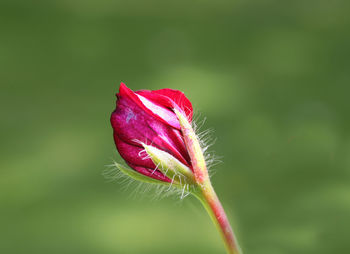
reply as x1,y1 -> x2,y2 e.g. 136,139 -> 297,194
114,134 -> 172,182
145,119 -> 191,167
114,134 -> 155,169
118,83 -> 181,129
136,93 -> 181,129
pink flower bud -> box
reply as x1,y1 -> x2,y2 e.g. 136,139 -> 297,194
110,83 -> 194,183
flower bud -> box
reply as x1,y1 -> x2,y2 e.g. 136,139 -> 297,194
110,83 -> 194,185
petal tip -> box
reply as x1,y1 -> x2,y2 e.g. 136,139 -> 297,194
118,82 -> 134,98
119,82 -> 127,92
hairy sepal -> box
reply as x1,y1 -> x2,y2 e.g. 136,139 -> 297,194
174,109 -> 209,184
142,143 -> 195,185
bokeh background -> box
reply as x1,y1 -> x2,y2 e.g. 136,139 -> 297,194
1,0 -> 349,253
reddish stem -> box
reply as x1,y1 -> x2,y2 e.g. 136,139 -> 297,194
195,181 -> 242,254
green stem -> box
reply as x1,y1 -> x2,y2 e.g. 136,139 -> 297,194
193,181 -> 242,254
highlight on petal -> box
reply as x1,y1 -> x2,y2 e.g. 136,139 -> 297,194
136,88 -> 193,121
136,93 -> 181,129
118,82 -> 192,129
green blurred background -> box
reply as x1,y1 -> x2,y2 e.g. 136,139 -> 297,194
1,0 -> 349,253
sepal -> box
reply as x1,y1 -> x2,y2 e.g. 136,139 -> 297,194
142,143 -> 195,185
